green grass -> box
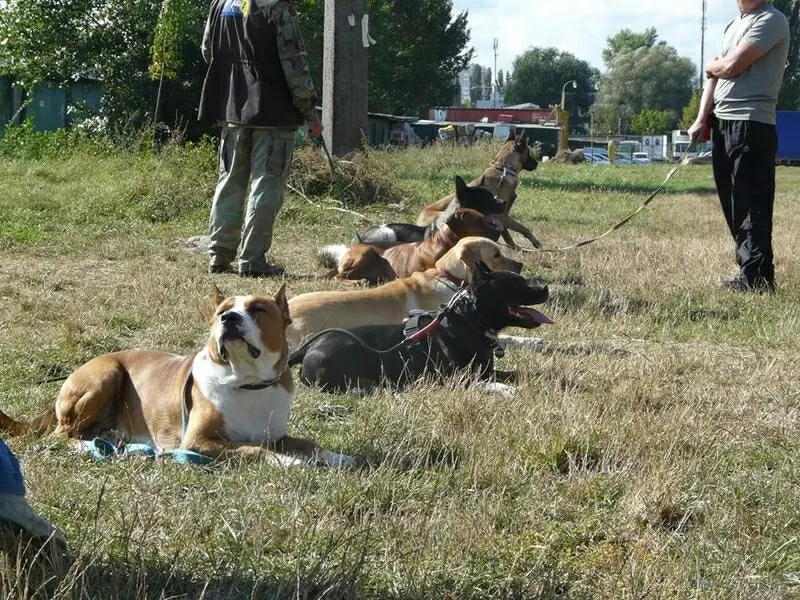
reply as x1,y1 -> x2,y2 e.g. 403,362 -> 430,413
1,139 -> 800,599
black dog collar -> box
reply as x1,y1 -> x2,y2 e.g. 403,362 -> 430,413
238,367 -> 288,390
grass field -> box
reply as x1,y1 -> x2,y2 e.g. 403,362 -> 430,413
1,138 -> 799,599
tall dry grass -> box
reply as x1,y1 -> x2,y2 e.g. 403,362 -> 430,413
0,139 -> 799,598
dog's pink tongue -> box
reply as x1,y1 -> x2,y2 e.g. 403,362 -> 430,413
508,306 -> 554,325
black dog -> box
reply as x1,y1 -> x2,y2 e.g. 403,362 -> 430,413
288,262 -> 551,395
359,175 -> 504,248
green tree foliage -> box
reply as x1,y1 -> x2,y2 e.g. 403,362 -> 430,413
496,69 -> 505,93
679,89 -> 702,131
0,0 -> 207,132
590,104 -> 620,135
602,27 -> 660,66
469,64 -> 483,103
505,47 -> 598,125
631,108 -> 672,134
151,0 -> 205,80
482,67 -> 492,101
296,0 -> 473,116
0,0 -> 471,132
773,0 -> 800,109
592,31 -> 695,134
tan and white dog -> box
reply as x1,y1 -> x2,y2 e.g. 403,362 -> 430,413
0,285 -> 353,467
287,237 -> 522,349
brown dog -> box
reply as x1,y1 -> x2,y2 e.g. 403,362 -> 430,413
0,286 -> 353,467
288,237 -> 522,349
321,208 -> 504,283
417,132 -> 541,249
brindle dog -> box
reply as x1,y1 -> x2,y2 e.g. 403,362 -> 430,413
417,132 -> 541,249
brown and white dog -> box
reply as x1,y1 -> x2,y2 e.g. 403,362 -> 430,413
417,132 -> 542,249
0,285 -> 353,467
321,208 -> 504,283
289,237 -> 522,349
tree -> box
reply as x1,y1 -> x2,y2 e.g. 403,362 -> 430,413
773,0 -> 800,109
469,64 -> 483,103
496,68 -> 505,93
679,89 -> 702,131
482,67 -> 492,101
296,0 -> 473,116
602,27 -> 660,66
0,0 -> 207,132
592,33 -> 695,133
631,109 -> 671,134
505,47 -> 598,126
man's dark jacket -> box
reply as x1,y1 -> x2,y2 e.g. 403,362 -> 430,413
198,0 -> 303,127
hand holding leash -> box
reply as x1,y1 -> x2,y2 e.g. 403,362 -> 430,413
307,118 -> 323,139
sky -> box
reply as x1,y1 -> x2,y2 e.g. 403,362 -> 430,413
454,0 -> 744,78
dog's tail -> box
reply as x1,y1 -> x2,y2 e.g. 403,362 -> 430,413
287,346 -> 308,368
317,244 -> 349,270
0,407 -> 57,437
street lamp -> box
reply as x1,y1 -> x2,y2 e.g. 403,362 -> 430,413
558,80 -> 577,152
561,79 -> 577,111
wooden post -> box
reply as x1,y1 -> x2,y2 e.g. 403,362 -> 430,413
322,0 -> 369,156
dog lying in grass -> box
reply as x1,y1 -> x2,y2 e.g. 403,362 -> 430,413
358,175 -> 505,247
416,132 -> 542,249
321,208 -> 504,283
288,262 -> 551,396
288,237 -> 521,349
0,285 -> 353,467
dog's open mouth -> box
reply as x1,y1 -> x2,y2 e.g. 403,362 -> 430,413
507,305 -> 553,328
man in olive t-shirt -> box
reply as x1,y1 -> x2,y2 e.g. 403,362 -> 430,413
688,0 -> 789,292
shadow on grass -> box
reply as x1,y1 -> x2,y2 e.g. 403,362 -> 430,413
1,533 -> 368,600
524,178 -> 718,197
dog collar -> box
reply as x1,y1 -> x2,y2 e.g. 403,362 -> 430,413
238,367 -> 288,390
492,162 -> 520,178
436,224 -> 460,250
435,266 -> 463,287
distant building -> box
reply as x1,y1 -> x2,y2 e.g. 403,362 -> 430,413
458,69 -> 471,105
0,76 -> 102,134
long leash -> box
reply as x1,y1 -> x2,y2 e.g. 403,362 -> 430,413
290,287 -> 471,359
509,140 -> 698,254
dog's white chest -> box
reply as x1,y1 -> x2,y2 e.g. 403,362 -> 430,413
192,353 -> 293,444
213,387 -> 293,444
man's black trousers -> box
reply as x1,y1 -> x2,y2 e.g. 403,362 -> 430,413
711,117 -> 777,284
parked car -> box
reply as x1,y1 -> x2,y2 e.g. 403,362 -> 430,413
583,147 -> 610,164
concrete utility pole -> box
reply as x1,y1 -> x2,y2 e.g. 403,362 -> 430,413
323,0 -> 369,156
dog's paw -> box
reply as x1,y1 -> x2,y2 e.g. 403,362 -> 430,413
274,453 -> 306,467
317,449 -> 356,469
497,335 -> 547,352
474,381 -> 518,397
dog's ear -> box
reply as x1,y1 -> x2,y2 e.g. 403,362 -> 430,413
274,282 -> 292,325
211,283 -> 226,308
454,175 -> 467,199
505,130 -> 516,142
468,259 -> 492,289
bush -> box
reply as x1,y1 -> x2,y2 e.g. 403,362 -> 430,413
0,120 -> 118,160
289,145 -> 412,207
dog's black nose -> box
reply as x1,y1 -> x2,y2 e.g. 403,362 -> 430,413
220,311 -> 241,325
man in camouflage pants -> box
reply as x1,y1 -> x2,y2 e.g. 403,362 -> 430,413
198,0 -> 321,277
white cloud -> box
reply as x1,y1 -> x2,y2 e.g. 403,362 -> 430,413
455,0 -> 741,77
